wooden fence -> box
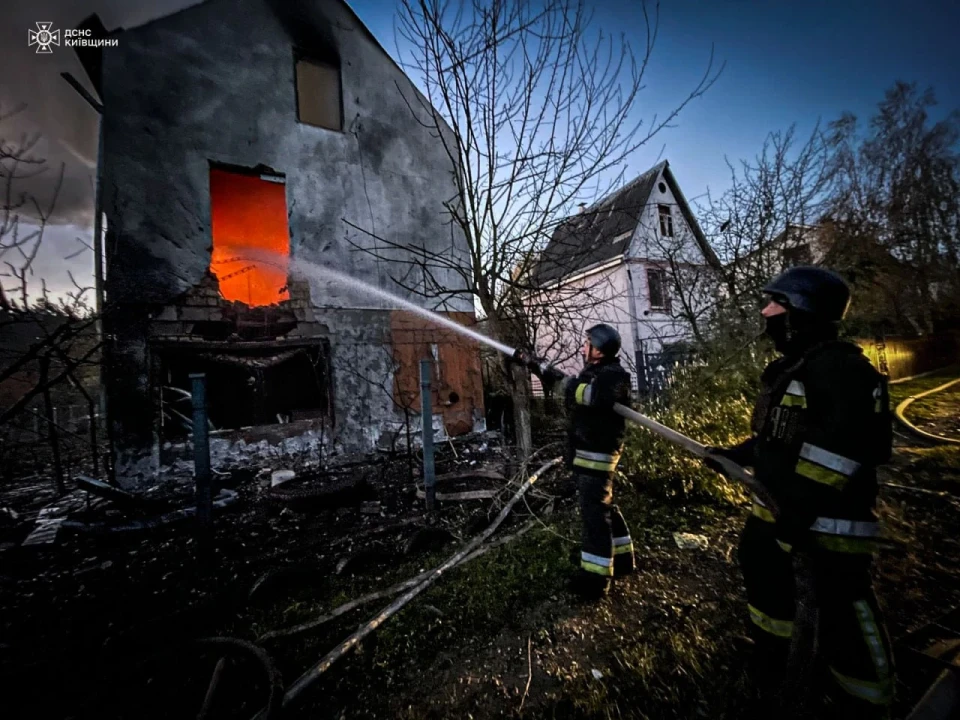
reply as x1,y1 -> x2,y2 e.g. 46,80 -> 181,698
855,333 -> 959,381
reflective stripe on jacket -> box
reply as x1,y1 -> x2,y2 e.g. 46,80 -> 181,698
564,356 -> 632,471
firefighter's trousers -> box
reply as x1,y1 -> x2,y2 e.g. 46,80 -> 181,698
738,512 -> 895,716
576,471 -> 634,580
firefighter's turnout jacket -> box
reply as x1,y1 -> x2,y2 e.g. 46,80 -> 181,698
737,339 -> 895,713
562,356 -> 632,474
748,339 -> 891,549
558,357 -> 635,581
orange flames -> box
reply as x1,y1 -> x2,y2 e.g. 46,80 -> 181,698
209,167 -> 290,307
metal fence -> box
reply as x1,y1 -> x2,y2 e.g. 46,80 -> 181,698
635,347 -> 698,396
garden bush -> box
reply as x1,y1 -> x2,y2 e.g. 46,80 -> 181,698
619,344 -> 774,505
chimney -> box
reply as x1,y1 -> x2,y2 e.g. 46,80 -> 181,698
577,202 -> 587,214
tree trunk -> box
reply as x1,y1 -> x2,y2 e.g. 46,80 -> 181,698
508,363 -> 533,466
481,307 -> 533,465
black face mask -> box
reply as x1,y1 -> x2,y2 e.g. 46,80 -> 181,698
765,311 -> 838,355
764,313 -> 790,353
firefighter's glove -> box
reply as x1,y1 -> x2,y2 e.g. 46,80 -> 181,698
538,364 -> 566,385
703,446 -> 737,477
513,350 -> 565,394
531,361 -> 565,395
511,348 -> 537,370
513,349 -> 562,381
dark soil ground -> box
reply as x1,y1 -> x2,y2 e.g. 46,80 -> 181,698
1,372 -> 959,720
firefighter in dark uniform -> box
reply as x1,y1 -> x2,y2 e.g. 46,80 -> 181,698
705,266 -> 894,717
517,324 -> 635,600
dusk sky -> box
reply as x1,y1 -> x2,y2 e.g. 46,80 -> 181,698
2,0 -> 958,297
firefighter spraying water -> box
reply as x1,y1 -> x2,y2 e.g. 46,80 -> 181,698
514,325 -> 635,600
289,257 -> 762,504
219,254 -> 898,715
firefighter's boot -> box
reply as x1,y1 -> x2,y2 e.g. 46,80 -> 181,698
568,569 -> 610,601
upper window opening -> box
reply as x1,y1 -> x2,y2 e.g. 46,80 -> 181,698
658,204 -> 674,237
658,182 -> 667,194
296,55 -> 342,131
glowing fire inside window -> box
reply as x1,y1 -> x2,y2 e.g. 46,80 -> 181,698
209,167 -> 290,307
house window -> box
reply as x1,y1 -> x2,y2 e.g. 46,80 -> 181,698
157,341 -> 332,440
647,267 -> 670,311
783,244 -> 813,266
658,204 -> 674,237
296,56 -> 342,131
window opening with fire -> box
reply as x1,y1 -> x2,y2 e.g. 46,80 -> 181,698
209,166 -> 291,307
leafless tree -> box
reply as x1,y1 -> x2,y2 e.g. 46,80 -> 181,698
692,123 -> 836,342
0,104 -> 101,490
826,82 -> 960,334
349,0 -> 720,460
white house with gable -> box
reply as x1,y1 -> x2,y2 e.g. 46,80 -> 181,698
528,160 -> 721,392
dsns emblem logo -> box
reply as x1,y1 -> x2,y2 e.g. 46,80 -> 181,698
28,22 -> 60,54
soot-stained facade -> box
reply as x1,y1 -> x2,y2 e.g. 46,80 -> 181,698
82,0 -> 483,483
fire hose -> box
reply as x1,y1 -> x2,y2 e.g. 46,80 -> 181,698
509,348 -> 779,516
611,401 -> 778,514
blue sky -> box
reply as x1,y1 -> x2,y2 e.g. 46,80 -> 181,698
617,0 -> 960,198
354,0 -> 960,203
3,0 -> 958,296
406,0 -> 960,198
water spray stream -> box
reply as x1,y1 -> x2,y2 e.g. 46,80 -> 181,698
233,250 -> 769,510
289,257 -> 517,356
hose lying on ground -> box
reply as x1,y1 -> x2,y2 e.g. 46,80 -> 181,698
257,519 -> 538,643
894,377 -> 960,446
251,457 -> 562,717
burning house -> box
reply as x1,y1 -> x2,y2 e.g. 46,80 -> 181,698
79,0 -> 483,482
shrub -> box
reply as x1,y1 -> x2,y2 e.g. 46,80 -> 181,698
619,343 -> 774,505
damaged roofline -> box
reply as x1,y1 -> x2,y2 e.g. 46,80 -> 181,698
76,0 -> 458,143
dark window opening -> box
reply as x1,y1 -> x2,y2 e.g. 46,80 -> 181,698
658,204 -> 674,237
783,244 -> 813,267
295,51 -> 342,131
658,182 -> 667,194
647,267 -> 671,312
157,342 -> 332,441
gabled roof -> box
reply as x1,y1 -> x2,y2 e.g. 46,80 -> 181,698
533,161 -> 719,285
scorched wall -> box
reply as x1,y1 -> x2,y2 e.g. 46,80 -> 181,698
98,0 -> 479,482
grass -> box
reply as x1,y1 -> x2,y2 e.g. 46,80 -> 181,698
242,471 -> 751,718
887,364 -> 960,441
888,364 -> 960,406
897,445 -> 960,479
903,383 -> 960,428
370,520 -> 576,669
